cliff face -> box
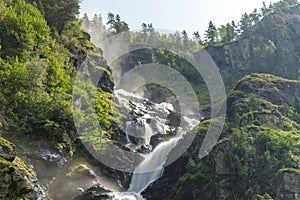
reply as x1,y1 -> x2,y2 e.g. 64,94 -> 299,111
144,74 -> 300,200
206,4 -> 300,89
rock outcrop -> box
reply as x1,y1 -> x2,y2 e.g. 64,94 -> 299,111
144,73 -> 300,200
277,169 -> 300,199
0,137 -> 48,199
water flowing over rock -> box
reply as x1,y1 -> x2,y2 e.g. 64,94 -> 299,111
114,89 -> 180,151
128,135 -> 182,193
75,88 -> 199,199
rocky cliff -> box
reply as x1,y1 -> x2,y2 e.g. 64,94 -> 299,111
206,4 -> 300,89
144,73 -> 300,200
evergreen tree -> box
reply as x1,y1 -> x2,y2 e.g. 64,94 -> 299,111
218,25 -> 227,44
107,12 -> 129,34
182,30 -> 189,48
239,13 -> 252,35
204,21 -> 217,46
82,13 -> 90,32
224,23 -> 235,43
261,1 -> 268,16
193,31 -> 203,45
231,21 -> 239,40
249,9 -> 261,24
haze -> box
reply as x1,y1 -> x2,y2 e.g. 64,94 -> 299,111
80,0 -> 276,36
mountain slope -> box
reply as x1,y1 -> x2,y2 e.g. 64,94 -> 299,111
206,3 -> 300,89
145,73 -> 300,200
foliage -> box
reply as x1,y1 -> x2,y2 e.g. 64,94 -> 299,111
82,13 -> 203,53
106,12 -> 129,34
0,0 -> 52,59
28,0 -> 80,33
0,0 -> 116,151
204,21 -> 217,46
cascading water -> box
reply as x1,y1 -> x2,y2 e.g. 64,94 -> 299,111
128,135 -> 183,193
103,89 -> 198,200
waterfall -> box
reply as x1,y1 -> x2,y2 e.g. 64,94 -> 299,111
128,135 -> 182,193
107,89 -> 198,200
144,123 -> 152,145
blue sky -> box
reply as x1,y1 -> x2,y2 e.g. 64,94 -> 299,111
80,0 -> 275,37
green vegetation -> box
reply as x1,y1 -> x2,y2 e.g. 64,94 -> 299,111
0,0 -> 117,153
0,0 -> 70,138
170,74 -> 300,199
28,0 -> 80,34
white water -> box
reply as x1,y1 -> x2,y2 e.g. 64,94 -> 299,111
128,134 -> 182,193
106,192 -> 145,200
144,123 -> 152,145
110,89 -> 198,199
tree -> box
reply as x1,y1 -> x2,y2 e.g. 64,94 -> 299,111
88,14 -> 107,44
29,0 -> 80,33
82,13 -> 90,32
261,1 -> 268,16
182,30 -> 189,48
239,13 -> 252,35
231,21 -> 239,40
224,23 -> 235,43
139,23 -> 156,44
249,9 -> 261,25
106,12 -> 129,34
217,25 -> 227,44
204,21 -> 217,46
193,31 -> 203,45
172,31 -> 182,50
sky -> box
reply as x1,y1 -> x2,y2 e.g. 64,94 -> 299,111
80,0 -> 276,37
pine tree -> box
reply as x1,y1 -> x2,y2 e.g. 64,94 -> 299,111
82,13 -> 90,32
193,31 -> 203,45
224,23 -> 235,43
107,12 -> 129,34
239,13 -> 252,35
204,21 -> 217,46
181,30 -> 189,48
250,9 -> 261,25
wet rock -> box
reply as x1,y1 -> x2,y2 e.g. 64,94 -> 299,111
0,137 -> 48,199
66,164 -> 97,180
73,183 -> 111,200
150,133 -> 166,148
166,111 -> 181,127
0,137 -> 16,162
137,144 -> 152,153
